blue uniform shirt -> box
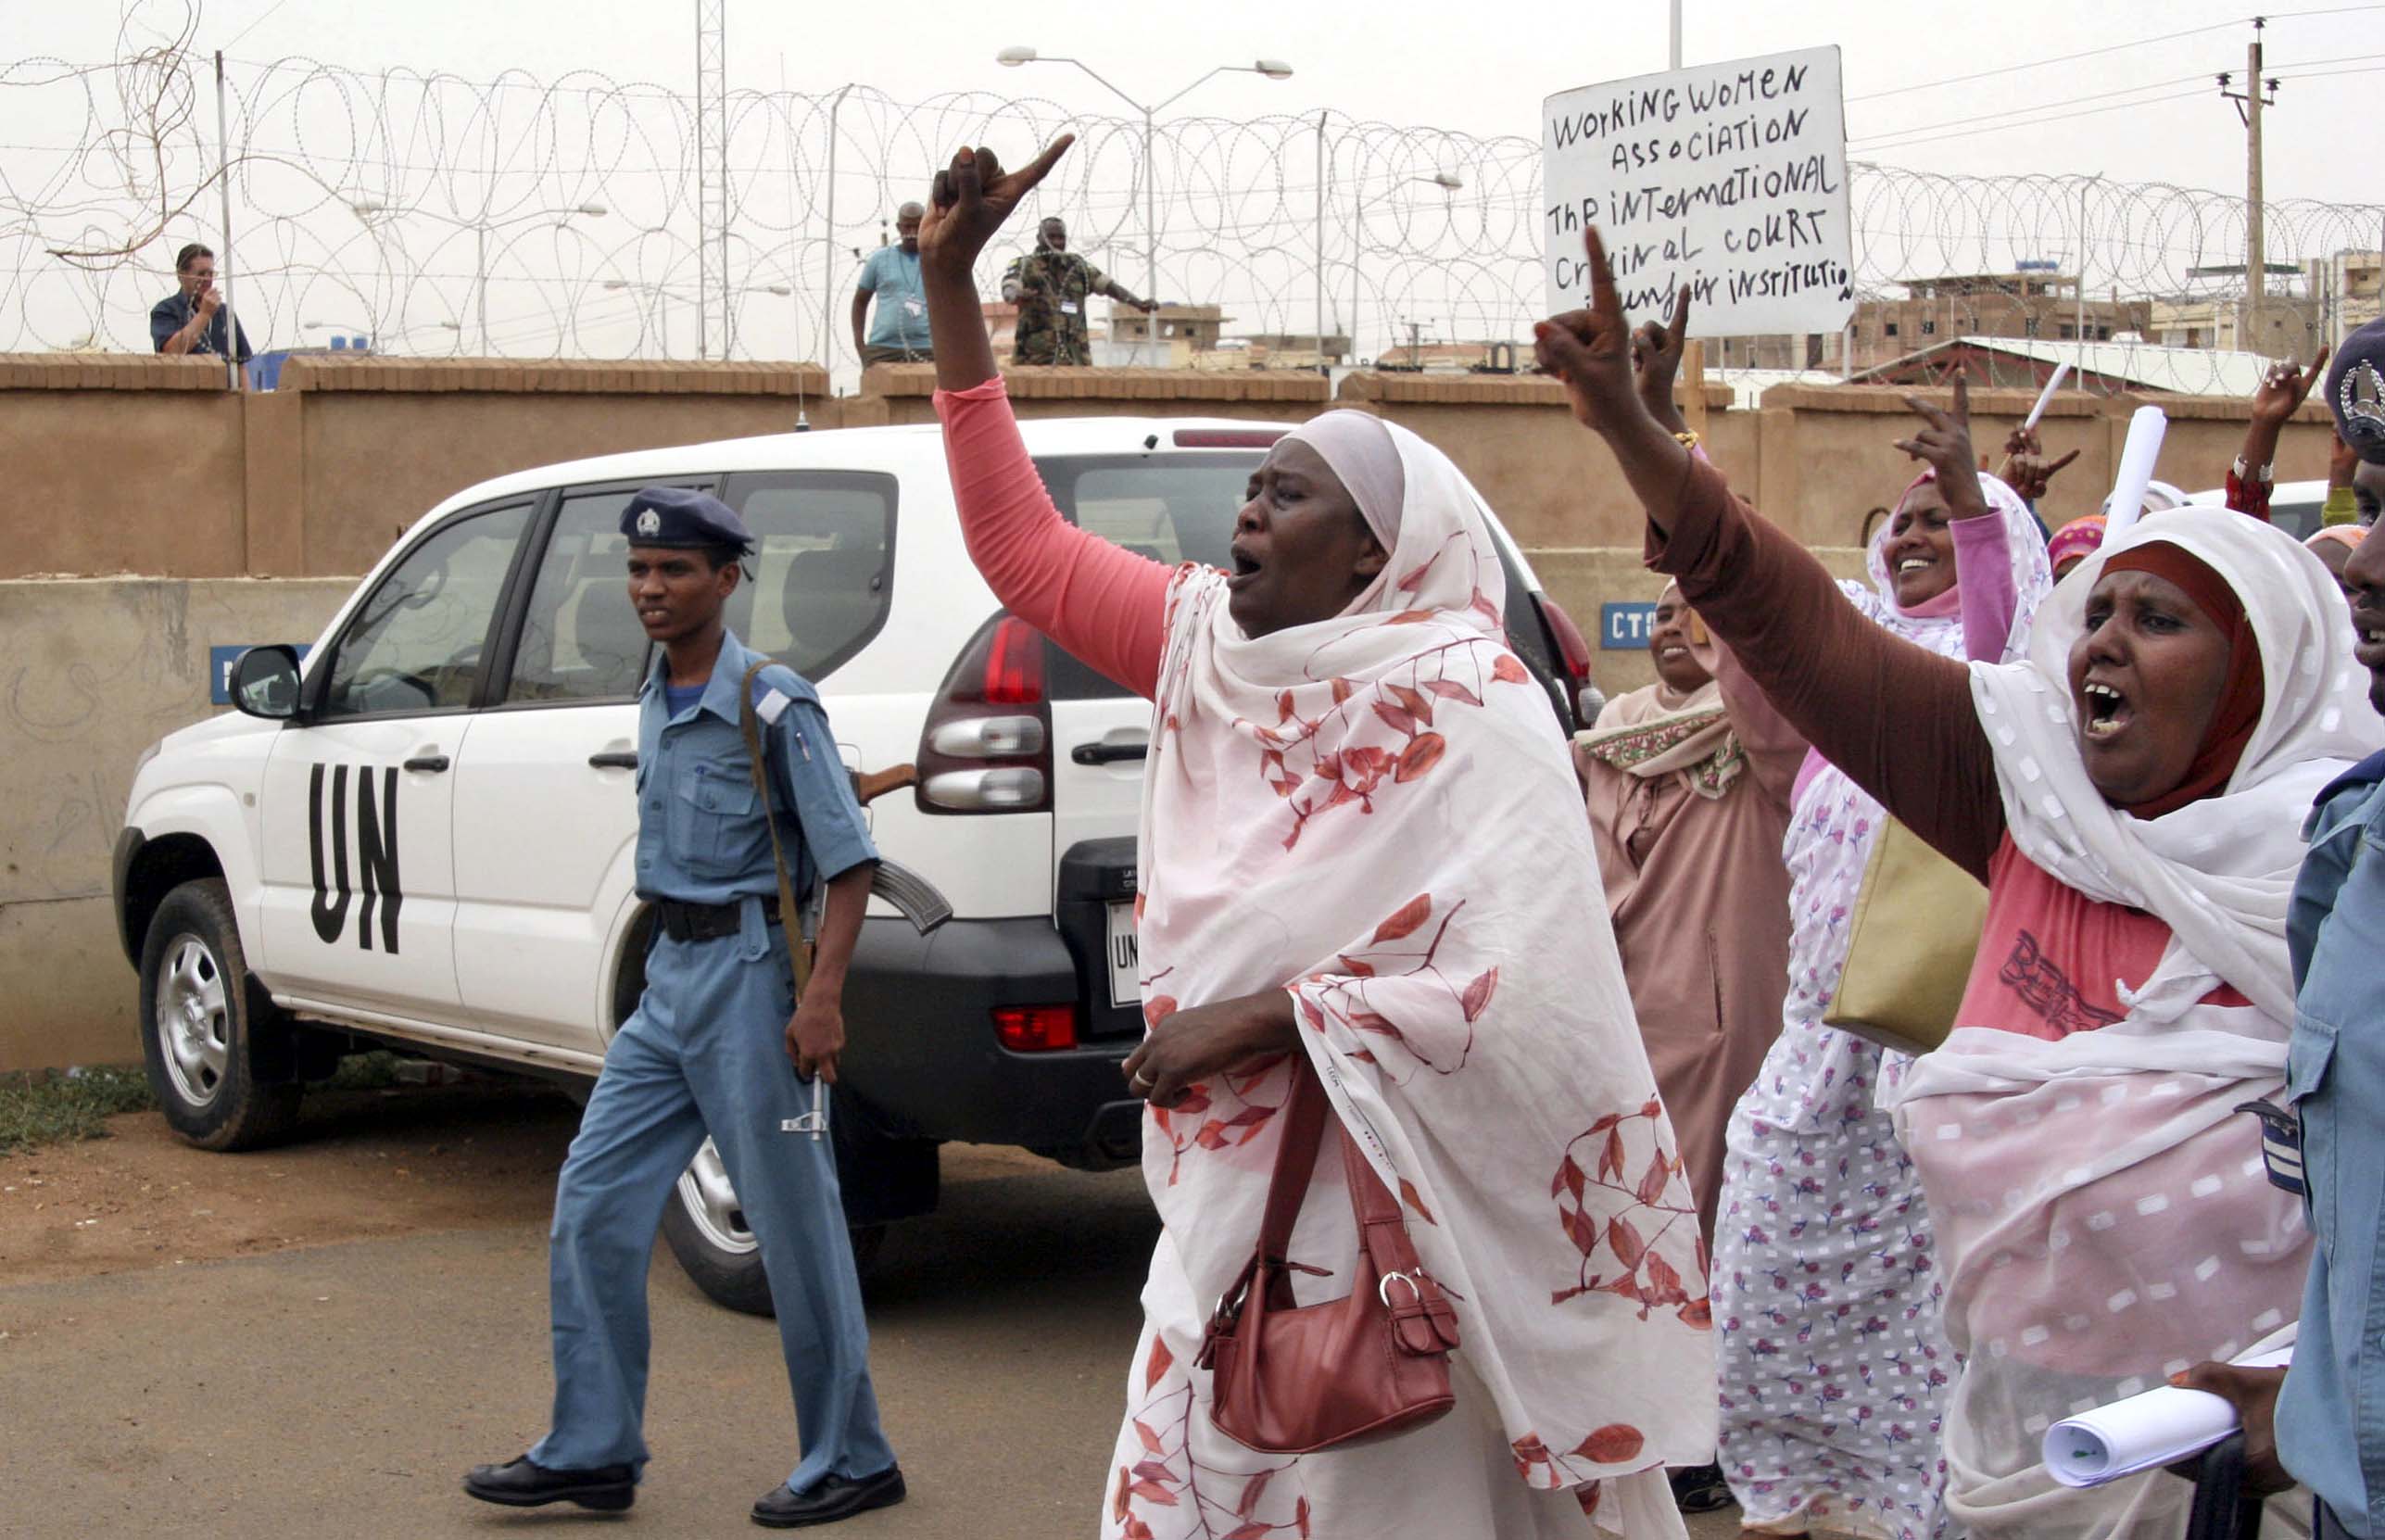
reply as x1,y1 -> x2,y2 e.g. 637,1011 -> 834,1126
2278,749 -> 2385,1537
149,290 -> 254,362
633,630 -> 877,907
854,246 -> 930,352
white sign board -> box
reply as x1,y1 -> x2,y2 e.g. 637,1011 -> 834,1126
1543,46 -> 1854,337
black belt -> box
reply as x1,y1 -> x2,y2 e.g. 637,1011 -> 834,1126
653,894 -> 780,944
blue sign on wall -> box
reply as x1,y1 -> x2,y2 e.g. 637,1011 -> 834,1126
210,644 -> 308,705
1599,601 -> 1659,650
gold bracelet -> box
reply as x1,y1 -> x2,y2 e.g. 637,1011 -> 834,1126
1673,431 -> 1700,450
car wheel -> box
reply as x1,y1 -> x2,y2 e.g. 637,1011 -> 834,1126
660,1139 -> 886,1316
138,878 -> 302,1151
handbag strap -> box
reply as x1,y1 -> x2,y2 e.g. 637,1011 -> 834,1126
1259,1059 -> 1428,1281
1255,1058 -> 1332,1264
739,659 -> 814,998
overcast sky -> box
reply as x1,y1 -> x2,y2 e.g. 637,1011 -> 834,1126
8,1 -> 2379,363
32,0 -> 2378,201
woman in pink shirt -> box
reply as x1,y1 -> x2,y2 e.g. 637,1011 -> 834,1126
917,141 -> 1718,1539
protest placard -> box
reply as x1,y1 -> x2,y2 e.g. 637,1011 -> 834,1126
1544,46 -> 1854,337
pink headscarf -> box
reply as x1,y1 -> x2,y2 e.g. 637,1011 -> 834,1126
2307,524 -> 2368,553
2048,513 -> 2108,574
1882,469 -> 1962,619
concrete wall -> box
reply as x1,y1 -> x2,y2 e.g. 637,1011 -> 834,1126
0,578 -> 352,1071
3,352 -> 2336,583
0,355 -> 2341,1069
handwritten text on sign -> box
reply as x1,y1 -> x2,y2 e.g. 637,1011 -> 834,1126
1543,46 -> 1854,337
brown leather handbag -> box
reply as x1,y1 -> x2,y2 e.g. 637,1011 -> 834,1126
1195,1062 -> 1459,1455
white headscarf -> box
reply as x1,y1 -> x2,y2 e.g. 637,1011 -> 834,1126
1883,508 -> 2381,1539
1128,413 -> 1716,1525
1965,507 -> 2380,1026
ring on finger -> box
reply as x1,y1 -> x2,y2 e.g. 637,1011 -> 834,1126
1130,1070 -> 1155,1092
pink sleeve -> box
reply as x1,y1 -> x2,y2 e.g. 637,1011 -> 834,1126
1952,513 -> 2021,664
935,377 -> 1172,700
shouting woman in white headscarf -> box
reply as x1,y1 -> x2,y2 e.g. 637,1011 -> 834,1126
1539,223 -> 2384,1539
918,141 -> 1717,1538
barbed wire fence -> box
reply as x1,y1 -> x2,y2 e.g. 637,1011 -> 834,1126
5,10 -> 2381,392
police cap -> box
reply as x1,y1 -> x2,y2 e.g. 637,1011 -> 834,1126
620,486 -> 754,555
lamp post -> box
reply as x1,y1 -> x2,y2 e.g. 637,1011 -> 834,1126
997,47 -> 1291,364
1343,170 -> 1461,367
352,201 -> 608,353
607,280 -> 790,359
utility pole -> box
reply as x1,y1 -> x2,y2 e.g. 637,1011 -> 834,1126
696,0 -> 728,360
2219,19 -> 2278,352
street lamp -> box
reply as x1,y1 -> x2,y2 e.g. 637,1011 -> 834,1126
606,280 -> 789,360
352,200 -> 608,354
1342,170 -> 1461,367
997,48 -> 1292,363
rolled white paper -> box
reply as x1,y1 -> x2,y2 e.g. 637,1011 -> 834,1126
2101,405 -> 2170,539
2042,1344 -> 2293,1489
2023,362 -> 2072,433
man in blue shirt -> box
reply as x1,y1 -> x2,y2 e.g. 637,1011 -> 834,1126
464,487 -> 904,1528
849,203 -> 931,365
149,243 -> 253,363
2177,518 -> 2385,1535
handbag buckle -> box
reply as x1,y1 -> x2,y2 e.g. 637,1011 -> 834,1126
1377,1269 -> 1423,1308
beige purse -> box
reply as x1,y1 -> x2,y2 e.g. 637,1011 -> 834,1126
1822,817 -> 1988,1056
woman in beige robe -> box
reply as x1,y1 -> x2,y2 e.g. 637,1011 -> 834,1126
1574,583 -> 1798,1247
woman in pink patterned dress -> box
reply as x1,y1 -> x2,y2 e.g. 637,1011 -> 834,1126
919,139 -> 1717,1539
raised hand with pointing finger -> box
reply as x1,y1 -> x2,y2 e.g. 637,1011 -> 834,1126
1891,376 -> 1989,520
1633,284 -> 1694,436
919,137 -> 1077,396
920,137 -> 1075,281
1534,228 -> 1698,532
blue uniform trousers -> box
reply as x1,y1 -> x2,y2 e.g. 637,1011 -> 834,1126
527,912 -> 894,1491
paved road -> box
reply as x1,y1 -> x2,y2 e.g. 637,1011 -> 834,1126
1,1123 -> 1747,1539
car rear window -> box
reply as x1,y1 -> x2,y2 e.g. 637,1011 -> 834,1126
1030,451 -> 1553,704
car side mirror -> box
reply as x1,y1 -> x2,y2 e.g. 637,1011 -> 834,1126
230,645 -> 303,720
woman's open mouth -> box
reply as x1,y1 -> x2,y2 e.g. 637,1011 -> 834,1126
1895,555 -> 1935,576
2356,615 -> 2385,671
1657,644 -> 1690,663
2081,679 -> 2134,741
1227,546 -> 1263,591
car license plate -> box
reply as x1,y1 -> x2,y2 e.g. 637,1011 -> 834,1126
1106,901 -> 1140,1008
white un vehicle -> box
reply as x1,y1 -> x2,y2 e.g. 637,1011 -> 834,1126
114,416 -> 1594,1312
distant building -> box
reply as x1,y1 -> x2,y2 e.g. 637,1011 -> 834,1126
1712,271 -> 2150,373
2314,250 -> 2383,352
1230,332 -> 1353,371
1851,335 -> 2281,397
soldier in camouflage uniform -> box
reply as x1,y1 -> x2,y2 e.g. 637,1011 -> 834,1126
999,217 -> 1156,366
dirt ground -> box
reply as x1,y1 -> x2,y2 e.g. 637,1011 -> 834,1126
0,1079 -> 579,1285
0,1078 -> 1062,1289
1,1079 -> 1759,1540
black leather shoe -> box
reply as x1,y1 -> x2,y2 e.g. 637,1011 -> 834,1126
463,1455 -> 636,1511
751,1468 -> 907,1528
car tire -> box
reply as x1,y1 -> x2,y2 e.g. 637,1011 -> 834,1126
138,877 -> 303,1151
660,1139 -> 886,1316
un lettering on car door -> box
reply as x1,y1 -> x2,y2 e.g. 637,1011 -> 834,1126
257,726 -> 462,1016
308,764 -> 402,953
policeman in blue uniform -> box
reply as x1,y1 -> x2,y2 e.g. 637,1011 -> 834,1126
465,487 -> 904,1528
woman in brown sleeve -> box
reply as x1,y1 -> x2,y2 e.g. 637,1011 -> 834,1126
1537,229 -> 2382,1540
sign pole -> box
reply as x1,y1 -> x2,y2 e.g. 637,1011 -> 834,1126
1681,339 -> 1709,437
214,50 -> 241,391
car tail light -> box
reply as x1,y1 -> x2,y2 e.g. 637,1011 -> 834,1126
1173,428 -> 1287,448
917,612 -> 1054,814
1538,595 -> 1593,683
993,1004 -> 1079,1052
